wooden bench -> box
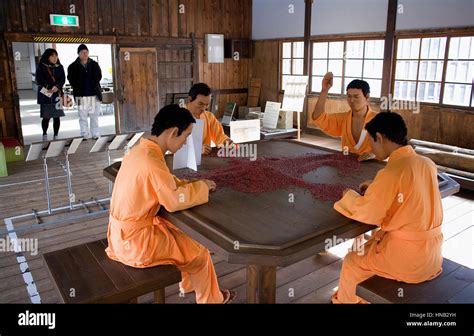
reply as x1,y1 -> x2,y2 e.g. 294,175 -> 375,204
43,239 -> 181,304
357,258 -> 474,303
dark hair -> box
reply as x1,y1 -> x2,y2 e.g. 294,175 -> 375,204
365,112 -> 408,146
188,83 -> 211,101
151,104 -> 196,137
40,48 -> 61,65
346,79 -> 370,97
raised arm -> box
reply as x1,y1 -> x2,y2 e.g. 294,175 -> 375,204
312,72 -> 333,121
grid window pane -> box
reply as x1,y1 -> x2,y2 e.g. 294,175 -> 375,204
345,59 -> 363,77
394,81 -> 417,101
443,83 -> 472,106
329,77 -> 343,94
293,59 -> 304,75
328,59 -> 343,76
346,40 -> 364,58
397,39 -> 421,59
293,42 -> 304,58
283,43 -> 292,58
312,59 -> 327,76
329,42 -> 344,58
417,81 -> 441,103
313,42 -> 328,59
282,59 -> 292,74
365,79 -> 382,98
448,36 -> 474,59
312,76 -> 324,92
420,37 -> 447,59
363,60 -> 383,79
446,61 -> 474,83
418,61 -> 444,81
365,40 -> 385,59
395,61 -> 419,80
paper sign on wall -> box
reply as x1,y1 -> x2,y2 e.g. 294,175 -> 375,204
173,119 -> 204,171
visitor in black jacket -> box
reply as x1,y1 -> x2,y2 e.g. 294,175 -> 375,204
36,48 -> 65,141
67,44 -> 102,139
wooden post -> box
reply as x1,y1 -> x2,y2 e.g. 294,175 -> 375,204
380,0 -> 398,99
301,0 -> 313,138
154,289 -> 166,304
247,265 -> 277,304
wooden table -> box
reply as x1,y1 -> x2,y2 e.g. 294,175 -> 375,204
103,139 -> 459,303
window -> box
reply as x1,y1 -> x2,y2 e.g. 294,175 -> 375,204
281,41 -> 304,91
443,36 -> 474,107
312,41 -> 344,94
311,39 -> 384,97
394,37 -> 446,103
394,35 -> 474,107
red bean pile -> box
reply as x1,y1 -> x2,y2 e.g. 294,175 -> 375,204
183,152 -> 362,201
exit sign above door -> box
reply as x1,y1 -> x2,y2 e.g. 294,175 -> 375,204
49,14 -> 79,27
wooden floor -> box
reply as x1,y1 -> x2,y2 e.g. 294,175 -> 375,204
0,134 -> 472,304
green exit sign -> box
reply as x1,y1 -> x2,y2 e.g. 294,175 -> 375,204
50,14 -> 79,27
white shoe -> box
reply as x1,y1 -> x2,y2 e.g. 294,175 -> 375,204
42,135 -> 48,141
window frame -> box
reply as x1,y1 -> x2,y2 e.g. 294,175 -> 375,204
392,32 -> 474,109
308,37 -> 385,98
279,40 -> 305,93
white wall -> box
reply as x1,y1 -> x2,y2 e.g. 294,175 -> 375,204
312,0 -> 388,35
12,42 -> 34,90
252,0 -> 474,40
252,0 -> 305,40
396,0 -> 474,30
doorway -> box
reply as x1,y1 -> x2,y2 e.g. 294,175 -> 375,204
12,42 -> 116,145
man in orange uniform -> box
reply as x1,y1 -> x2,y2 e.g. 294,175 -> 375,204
331,112 -> 443,304
312,72 -> 377,161
106,105 -> 235,304
184,83 -> 233,154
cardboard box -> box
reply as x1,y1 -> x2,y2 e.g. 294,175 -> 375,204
277,110 -> 293,129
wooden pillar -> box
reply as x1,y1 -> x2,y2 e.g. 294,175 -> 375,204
301,0 -> 314,138
380,0 -> 398,99
154,289 -> 166,304
247,265 -> 277,304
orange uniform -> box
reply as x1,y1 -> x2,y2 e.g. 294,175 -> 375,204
106,138 -> 224,303
332,146 -> 443,303
184,105 -> 229,146
314,108 -> 377,155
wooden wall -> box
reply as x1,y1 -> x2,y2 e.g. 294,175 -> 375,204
2,0 -> 252,38
252,40 -> 474,149
0,0 -> 252,142
250,40 -> 280,106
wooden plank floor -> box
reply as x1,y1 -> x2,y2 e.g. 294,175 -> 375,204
0,134 -> 472,304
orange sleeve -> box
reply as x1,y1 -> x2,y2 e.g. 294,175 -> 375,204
333,169 -> 399,227
173,176 -> 190,187
150,167 -> 209,212
207,112 -> 229,146
314,112 -> 345,137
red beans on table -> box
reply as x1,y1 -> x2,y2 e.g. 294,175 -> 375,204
183,152 -> 362,202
